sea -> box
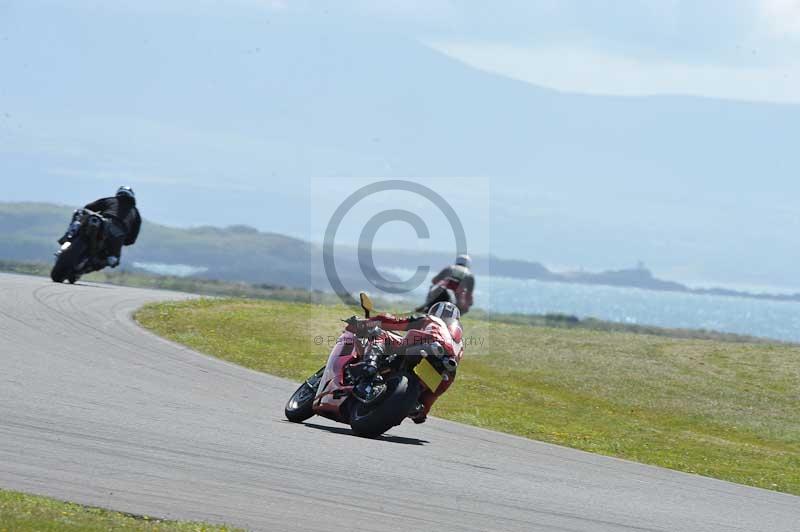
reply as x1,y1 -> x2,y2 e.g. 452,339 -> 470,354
479,276 -> 800,343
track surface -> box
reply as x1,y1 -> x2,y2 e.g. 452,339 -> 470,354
0,273 -> 798,531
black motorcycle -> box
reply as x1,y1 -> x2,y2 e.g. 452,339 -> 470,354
51,209 -> 110,284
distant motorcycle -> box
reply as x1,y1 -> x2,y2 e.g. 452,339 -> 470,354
51,209 -> 110,283
285,293 -> 461,437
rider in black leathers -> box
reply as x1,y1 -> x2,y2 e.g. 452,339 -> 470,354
82,186 -> 141,268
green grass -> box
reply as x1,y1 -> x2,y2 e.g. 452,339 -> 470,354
137,298 -> 800,495
0,489 -> 240,532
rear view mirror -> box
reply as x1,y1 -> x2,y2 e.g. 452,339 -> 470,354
359,292 -> 374,318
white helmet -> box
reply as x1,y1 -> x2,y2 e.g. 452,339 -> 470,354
428,301 -> 461,324
455,254 -> 471,268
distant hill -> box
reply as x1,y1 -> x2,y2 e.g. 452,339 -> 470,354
0,202 -> 315,287
0,201 -> 604,288
4,201 -> 799,303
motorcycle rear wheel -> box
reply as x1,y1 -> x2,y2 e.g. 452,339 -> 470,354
285,367 -> 324,423
349,372 -> 419,438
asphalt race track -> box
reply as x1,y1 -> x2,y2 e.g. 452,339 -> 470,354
1,272 -> 798,531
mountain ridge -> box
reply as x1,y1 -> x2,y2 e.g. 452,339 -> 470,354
3,201 -> 798,303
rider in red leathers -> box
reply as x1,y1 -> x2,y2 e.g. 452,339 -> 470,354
347,301 -> 464,424
418,254 -> 474,315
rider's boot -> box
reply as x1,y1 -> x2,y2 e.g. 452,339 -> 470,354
408,402 -> 427,424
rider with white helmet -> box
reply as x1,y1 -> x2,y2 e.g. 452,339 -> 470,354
418,254 -> 475,314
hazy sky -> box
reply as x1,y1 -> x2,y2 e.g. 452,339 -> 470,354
13,0 -> 800,104
174,0 -> 800,103
429,0 -> 800,103
3,1 -> 800,290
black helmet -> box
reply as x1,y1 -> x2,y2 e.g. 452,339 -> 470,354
116,186 -> 135,200
428,301 -> 461,324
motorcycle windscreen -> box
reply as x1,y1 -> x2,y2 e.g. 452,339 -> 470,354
414,358 -> 444,392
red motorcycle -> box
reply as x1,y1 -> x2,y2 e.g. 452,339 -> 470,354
285,293 -> 463,438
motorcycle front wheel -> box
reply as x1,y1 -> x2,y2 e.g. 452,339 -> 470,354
284,367 -> 324,423
349,372 -> 420,438
50,239 -> 87,283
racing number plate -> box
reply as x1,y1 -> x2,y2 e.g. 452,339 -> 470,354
414,357 -> 444,392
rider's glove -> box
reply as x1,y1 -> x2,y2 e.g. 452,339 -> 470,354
345,317 -> 383,338
367,325 -> 384,339
344,316 -> 369,336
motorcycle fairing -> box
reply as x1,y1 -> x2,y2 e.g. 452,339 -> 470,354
313,331 -> 359,421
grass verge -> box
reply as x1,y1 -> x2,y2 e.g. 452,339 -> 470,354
0,489 -> 240,532
137,298 -> 800,495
